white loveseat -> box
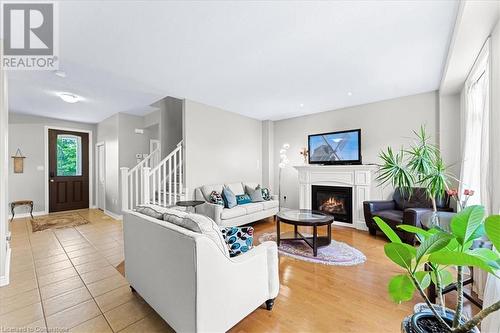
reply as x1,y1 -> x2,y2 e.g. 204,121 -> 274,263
195,182 -> 279,227
123,210 -> 280,333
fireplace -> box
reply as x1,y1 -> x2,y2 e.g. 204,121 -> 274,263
311,185 -> 353,224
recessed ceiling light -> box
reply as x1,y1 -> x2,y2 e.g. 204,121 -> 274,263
57,92 -> 82,103
299,103 -> 304,107
54,70 -> 66,78
347,92 -> 353,96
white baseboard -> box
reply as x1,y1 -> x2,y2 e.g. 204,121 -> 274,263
9,211 -> 47,220
104,209 -> 123,220
0,247 -> 11,287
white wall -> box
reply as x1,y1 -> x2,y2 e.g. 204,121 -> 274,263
97,114 -> 120,215
0,56 -> 9,286
273,91 -> 439,209
8,113 -> 97,214
438,93 -> 461,187
183,100 -> 262,197
262,120 -> 274,190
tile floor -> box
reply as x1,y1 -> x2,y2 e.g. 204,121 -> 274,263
0,209 -> 173,332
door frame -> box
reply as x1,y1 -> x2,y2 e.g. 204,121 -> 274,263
44,126 -> 93,214
150,139 -> 160,154
95,141 -> 106,211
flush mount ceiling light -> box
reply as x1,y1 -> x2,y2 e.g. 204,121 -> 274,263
299,103 -> 304,107
347,92 -> 353,96
57,92 -> 82,103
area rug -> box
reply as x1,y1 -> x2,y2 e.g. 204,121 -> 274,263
258,232 -> 366,266
30,213 -> 89,232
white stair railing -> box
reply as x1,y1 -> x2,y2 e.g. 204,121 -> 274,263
121,141 -> 184,211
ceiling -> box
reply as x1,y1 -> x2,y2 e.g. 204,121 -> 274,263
8,0 -> 459,123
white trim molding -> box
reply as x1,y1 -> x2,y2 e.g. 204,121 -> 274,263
294,164 -> 380,231
44,126 -> 93,213
104,209 -> 123,221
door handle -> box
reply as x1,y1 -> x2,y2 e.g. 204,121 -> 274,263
50,179 -> 54,183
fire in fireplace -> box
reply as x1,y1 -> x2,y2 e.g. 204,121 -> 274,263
312,185 -> 353,223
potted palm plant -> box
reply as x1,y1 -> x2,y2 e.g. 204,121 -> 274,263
375,126 -> 500,332
374,207 -> 500,332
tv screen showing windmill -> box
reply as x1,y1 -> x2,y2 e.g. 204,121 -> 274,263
308,129 -> 361,165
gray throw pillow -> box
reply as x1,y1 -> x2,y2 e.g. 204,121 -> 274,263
135,206 -> 163,219
245,185 -> 264,202
222,186 -> 237,208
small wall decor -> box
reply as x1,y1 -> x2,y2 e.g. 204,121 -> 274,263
300,148 -> 309,164
11,148 -> 26,173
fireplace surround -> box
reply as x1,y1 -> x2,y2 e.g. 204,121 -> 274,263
294,164 -> 380,230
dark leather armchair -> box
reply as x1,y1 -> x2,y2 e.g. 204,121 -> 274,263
363,188 -> 453,244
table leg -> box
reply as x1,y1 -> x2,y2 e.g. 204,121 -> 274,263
276,215 -> 280,246
294,224 -> 298,238
10,203 -> 15,222
313,225 -> 318,256
327,223 -> 332,244
29,202 -> 34,219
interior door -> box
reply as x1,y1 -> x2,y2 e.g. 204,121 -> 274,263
97,144 -> 105,210
49,129 -> 89,212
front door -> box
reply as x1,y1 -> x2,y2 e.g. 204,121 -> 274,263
49,129 -> 89,212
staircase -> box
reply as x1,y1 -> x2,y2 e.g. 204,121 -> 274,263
121,141 -> 185,211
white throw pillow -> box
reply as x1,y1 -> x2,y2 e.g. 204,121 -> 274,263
183,213 -> 230,258
225,182 -> 245,196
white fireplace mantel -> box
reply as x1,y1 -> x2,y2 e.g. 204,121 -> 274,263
294,164 -> 380,230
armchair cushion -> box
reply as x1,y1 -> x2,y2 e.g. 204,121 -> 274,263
221,226 -> 254,257
373,210 -> 404,227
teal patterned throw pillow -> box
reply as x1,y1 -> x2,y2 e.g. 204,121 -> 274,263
209,191 -> 224,206
261,187 -> 271,201
236,194 -> 252,205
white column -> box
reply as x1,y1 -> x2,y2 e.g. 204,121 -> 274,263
0,42 -> 10,287
120,167 -> 129,212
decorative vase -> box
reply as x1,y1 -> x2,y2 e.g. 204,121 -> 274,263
401,303 -> 479,333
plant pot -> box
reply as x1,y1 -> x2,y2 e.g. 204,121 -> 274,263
401,303 -> 480,333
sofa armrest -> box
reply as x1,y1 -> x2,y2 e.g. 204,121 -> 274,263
271,194 -> 278,201
364,200 -> 396,212
195,202 -> 223,224
231,241 -> 279,299
403,207 -> 432,227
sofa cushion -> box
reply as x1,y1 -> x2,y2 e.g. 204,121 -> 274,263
221,206 -> 247,220
262,200 -> 279,210
162,209 -> 188,225
241,202 -> 264,214
201,184 -> 224,201
244,182 -> 259,190
226,182 -> 245,196
222,187 -> 237,209
245,185 -> 264,202
374,210 -> 404,227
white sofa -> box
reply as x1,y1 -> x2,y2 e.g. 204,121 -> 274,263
195,182 -> 279,227
123,210 -> 280,333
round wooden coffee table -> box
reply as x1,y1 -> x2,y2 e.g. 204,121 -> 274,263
275,209 -> 334,256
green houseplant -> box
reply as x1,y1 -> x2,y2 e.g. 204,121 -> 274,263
374,206 -> 500,332
377,125 -> 452,213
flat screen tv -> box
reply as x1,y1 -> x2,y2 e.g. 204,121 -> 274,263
308,129 -> 362,165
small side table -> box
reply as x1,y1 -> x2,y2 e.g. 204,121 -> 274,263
175,200 -> 205,213
10,200 -> 34,222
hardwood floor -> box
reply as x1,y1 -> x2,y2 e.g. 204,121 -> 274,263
1,210 -> 478,333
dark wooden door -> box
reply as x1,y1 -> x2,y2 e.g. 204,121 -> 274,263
49,129 -> 89,212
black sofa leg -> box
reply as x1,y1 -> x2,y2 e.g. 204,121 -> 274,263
368,227 -> 376,236
265,299 -> 275,311
130,286 -> 136,293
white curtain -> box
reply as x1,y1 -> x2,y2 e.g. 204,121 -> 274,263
459,42 -> 490,213
460,41 -> 493,304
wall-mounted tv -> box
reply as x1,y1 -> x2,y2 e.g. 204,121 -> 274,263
308,129 -> 362,165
